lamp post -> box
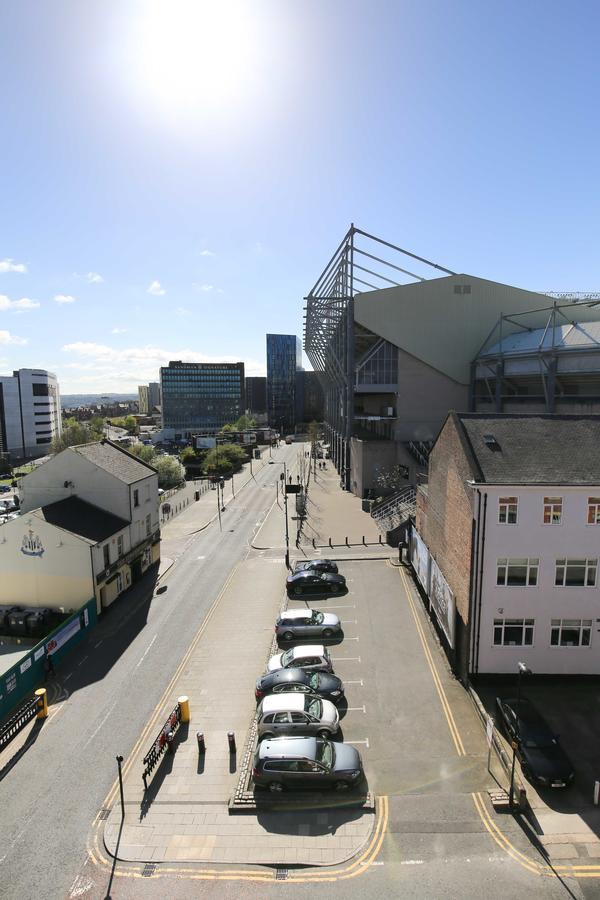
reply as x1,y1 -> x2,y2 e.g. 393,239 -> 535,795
272,460 -> 290,569
509,661 -> 532,810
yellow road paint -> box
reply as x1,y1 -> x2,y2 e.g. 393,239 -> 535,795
399,567 -> 466,756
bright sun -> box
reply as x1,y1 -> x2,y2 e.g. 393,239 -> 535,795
131,0 -> 259,117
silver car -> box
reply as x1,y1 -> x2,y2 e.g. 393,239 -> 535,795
257,692 -> 339,739
276,609 -> 341,641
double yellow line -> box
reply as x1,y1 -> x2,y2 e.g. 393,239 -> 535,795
398,567 -> 466,757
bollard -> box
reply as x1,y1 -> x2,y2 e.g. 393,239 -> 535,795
378,534 -> 382,545
345,536 -> 349,547
227,731 -> 236,753
595,781 -> 600,805
178,695 -> 190,723
197,731 -> 205,754
518,787 -> 527,810
166,730 -> 175,754
328,537 -> 333,549
35,687 -> 48,719
312,538 -> 316,550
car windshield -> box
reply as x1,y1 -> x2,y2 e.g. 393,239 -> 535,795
309,673 -> 320,690
307,699 -> 322,718
280,650 -> 293,667
520,723 -> 556,749
316,740 -> 333,769
314,612 -> 324,625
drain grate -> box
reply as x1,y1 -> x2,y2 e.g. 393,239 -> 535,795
142,863 -> 156,877
98,808 -> 111,820
275,868 -> 288,881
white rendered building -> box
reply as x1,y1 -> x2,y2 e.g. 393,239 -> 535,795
0,368 -> 62,461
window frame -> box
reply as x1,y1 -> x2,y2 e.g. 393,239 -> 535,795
498,496 -> 518,525
543,496 -> 563,525
496,557 -> 539,587
550,618 -> 592,648
587,497 -> 600,525
493,618 -> 535,647
554,558 -> 598,587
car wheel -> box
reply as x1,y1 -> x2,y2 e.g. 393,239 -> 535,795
322,628 -> 333,639
330,585 -> 339,593
294,586 -> 303,595
283,631 -> 294,641
261,732 -> 274,741
318,729 -> 331,739
334,780 -> 349,791
269,781 -> 284,793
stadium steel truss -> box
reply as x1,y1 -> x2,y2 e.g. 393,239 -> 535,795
303,224 -> 455,489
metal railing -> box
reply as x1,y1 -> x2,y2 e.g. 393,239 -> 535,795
371,485 -> 416,532
0,695 -> 41,752
142,703 -> 182,790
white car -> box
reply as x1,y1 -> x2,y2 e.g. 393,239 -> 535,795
257,692 -> 339,739
267,644 -> 333,674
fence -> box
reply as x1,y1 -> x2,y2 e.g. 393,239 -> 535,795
0,597 -> 97,721
0,694 -> 41,752
142,702 -> 182,790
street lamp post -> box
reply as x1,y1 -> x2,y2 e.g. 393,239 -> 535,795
509,661 -> 532,810
272,460 -> 290,569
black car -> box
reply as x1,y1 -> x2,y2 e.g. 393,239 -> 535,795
293,559 -> 339,575
495,697 -> 575,788
255,667 -> 344,704
286,571 -> 346,596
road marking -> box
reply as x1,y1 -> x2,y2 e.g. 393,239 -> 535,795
83,698 -> 119,750
344,636 -> 360,641
346,738 -> 370,748
196,556 -> 206,560
135,634 -> 157,669
77,656 -> 88,667
94,641 -> 102,649
399,567 -> 466,756
345,705 -> 366,713
331,656 -> 361,662
400,860 -> 423,866
64,673 -> 73,682
321,604 -> 355,610
344,679 -> 364,686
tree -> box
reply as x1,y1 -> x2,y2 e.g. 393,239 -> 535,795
52,419 -> 103,453
233,414 -> 257,431
123,415 -> 139,435
153,455 -> 184,489
220,423 -> 235,433
129,443 -> 156,463
180,446 -> 198,463
203,443 -> 247,475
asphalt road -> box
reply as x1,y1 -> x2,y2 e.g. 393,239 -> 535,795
0,444 -> 300,900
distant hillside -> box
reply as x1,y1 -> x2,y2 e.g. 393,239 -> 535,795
61,393 -> 138,408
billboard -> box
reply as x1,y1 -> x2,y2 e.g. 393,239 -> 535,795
410,527 -> 430,593
429,555 -> 456,649
194,436 -> 217,450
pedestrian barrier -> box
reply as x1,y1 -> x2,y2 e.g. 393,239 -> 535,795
0,691 -> 46,752
142,702 -> 183,791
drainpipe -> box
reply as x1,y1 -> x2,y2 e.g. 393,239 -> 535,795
474,492 -> 488,674
469,490 -> 481,676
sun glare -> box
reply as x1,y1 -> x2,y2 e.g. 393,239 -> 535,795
131,1 -> 259,117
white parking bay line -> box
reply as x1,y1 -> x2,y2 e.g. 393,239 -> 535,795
324,604 -> 356,610
345,706 -> 366,713
344,679 -> 364,686
343,636 -> 359,641
331,656 -> 361,662
346,738 -> 370,748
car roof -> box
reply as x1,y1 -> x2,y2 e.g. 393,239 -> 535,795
290,570 -> 322,579
264,668 -> 310,685
291,645 -> 325,659
281,609 -> 314,620
258,736 -> 318,760
261,693 -> 306,713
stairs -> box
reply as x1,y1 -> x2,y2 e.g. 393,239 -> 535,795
371,485 -> 416,533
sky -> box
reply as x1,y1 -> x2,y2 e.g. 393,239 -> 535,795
1,0 -> 600,393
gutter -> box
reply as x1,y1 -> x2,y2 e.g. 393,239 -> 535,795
474,492 -> 487,674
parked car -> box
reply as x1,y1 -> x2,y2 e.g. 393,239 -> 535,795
0,485 -> 11,493
253,736 -> 363,792
255,667 -> 344,704
495,696 -> 575,788
267,644 -> 333,674
276,609 -> 341,641
257,693 -> 339,739
293,559 -> 338,575
286,571 -> 346,596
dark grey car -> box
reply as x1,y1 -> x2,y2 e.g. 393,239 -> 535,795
252,736 -> 363,792
275,608 -> 341,640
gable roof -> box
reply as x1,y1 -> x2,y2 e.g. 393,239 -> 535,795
70,440 -> 156,485
32,496 -> 129,543
454,413 -> 600,485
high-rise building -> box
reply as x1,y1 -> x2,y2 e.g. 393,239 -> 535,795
148,382 -> 161,411
0,368 -> 62,461
160,360 -> 245,437
138,385 -> 150,415
296,370 -> 325,424
266,335 -> 302,434
245,376 -> 267,415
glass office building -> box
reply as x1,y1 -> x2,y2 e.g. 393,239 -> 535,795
160,361 -> 245,436
266,334 -> 303,434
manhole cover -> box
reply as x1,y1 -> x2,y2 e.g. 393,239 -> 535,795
275,868 -> 288,880
142,863 -> 156,877
98,808 -> 111,820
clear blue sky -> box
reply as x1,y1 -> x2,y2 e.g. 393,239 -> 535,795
1,0 -> 599,392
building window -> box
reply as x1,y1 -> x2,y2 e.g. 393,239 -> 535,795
493,618 -> 534,646
133,489 -> 139,508
145,514 -> 151,536
551,619 -> 592,647
496,558 -> 539,586
555,558 -> 597,587
587,498 -> 600,524
103,544 -> 110,568
117,535 -> 124,557
543,497 -> 562,525
498,497 -> 518,524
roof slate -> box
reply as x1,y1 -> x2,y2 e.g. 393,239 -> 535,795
71,440 -> 155,484
455,413 -> 600,485
32,496 -> 129,543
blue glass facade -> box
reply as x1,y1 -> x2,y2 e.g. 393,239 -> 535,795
160,360 -> 244,435
266,334 -> 302,433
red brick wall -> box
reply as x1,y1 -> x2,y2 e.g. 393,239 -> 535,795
416,416 -> 474,627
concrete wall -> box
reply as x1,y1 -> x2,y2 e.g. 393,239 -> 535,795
394,348 -> 468,442
0,514 -> 94,612
350,437 -> 417,498
477,485 -> 600,675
